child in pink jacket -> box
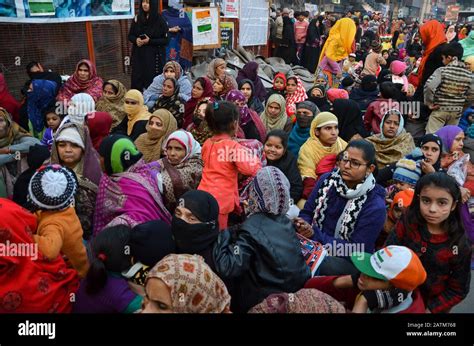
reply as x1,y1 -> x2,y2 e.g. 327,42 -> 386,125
198,101 -> 262,229
294,12 -> 309,64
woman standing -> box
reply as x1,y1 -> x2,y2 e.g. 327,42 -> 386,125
302,16 -> 323,73
128,0 -> 169,92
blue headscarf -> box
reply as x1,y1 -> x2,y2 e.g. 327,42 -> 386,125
27,79 -> 57,133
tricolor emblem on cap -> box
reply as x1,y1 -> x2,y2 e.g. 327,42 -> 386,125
351,246 -> 427,291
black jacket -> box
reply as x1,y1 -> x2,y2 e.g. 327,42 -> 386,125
268,151 -> 303,202
213,213 -> 310,312
111,117 -> 147,142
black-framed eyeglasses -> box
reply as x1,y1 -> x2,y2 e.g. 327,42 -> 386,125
341,158 -> 368,169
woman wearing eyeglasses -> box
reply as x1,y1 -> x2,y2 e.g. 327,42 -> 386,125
112,89 -> 151,141
295,139 -> 386,276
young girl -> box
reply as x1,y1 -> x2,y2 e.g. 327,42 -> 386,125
265,72 -> 287,102
285,76 -> 308,121
385,172 -> 471,313
198,101 -> 262,229
40,109 -> 62,150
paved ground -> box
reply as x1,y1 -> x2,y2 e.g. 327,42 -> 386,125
451,270 -> 474,313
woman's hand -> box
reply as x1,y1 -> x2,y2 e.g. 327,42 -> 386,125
460,187 -> 471,204
293,217 -> 314,239
142,35 -> 150,45
136,38 -> 144,47
420,159 -> 435,174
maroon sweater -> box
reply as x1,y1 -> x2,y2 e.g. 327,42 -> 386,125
385,220 -> 471,313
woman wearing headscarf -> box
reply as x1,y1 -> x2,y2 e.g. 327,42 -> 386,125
317,18 -> 356,88
143,254 -> 231,313
50,122 -> 101,240
285,76 -> 308,120
0,74 -> 20,124
213,166 -> 311,313
238,79 -> 264,115
85,111 -> 113,152
135,109 -> 178,163
332,99 -> 369,142
152,77 -> 185,127
460,30 -> 474,60
112,89 -> 151,141
94,135 -> 172,234
260,94 -> 292,133
349,75 -> 379,116
225,90 -> 266,142
446,25 -> 458,44
366,109 -> 415,168
307,85 -> 331,112
57,59 -> 103,103
143,61 -> 193,109
171,190 -> 220,270
207,58 -> 238,99
236,62 -> 267,102
0,198 -> 79,313
249,289 -> 345,313
435,125 -> 474,242
287,100 -> 319,157
95,80 -> 128,129
157,130 -> 203,213
187,99 -> 213,146
128,0 -> 169,92
298,112 -> 348,183
302,16 -> 323,73
264,130 -> 303,203
0,108 -> 40,198
376,133 -> 444,186
183,77 -> 214,128
27,79 -> 58,138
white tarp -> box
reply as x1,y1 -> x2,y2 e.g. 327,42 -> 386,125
239,0 -> 269,46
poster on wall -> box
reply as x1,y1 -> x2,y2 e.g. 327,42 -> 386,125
222,0 -> 238,18
304,3 -> 318,16
189,7 -> 221,49
220,21 -> 234,49
239,0 -> 269,46
0,0 -> 134,23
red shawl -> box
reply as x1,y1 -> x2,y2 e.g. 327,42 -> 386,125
418,20 -> 447,84
86,111 -> 113,151
0,198 -> 79,313
57,59 -> 103,103
183,77 -> 214,128
0,74 -> 21,123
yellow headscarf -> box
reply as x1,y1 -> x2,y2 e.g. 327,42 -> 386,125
319,18 -> 356,64
297,112 -> 347,179
465,56 -> 474,73
124,89 -> 151,136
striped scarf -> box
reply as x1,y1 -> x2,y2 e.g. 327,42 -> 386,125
312,169 -> 376,241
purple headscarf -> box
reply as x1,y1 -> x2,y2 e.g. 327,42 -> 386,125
435,125 -> 463,153
236,62 -> 267,102
225,89 -> 252,126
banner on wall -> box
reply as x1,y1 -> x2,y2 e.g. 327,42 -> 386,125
239,0 -> 268,46
0,0 -> 134,23
220,21 -> 234,49
222,0 -> 238,18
